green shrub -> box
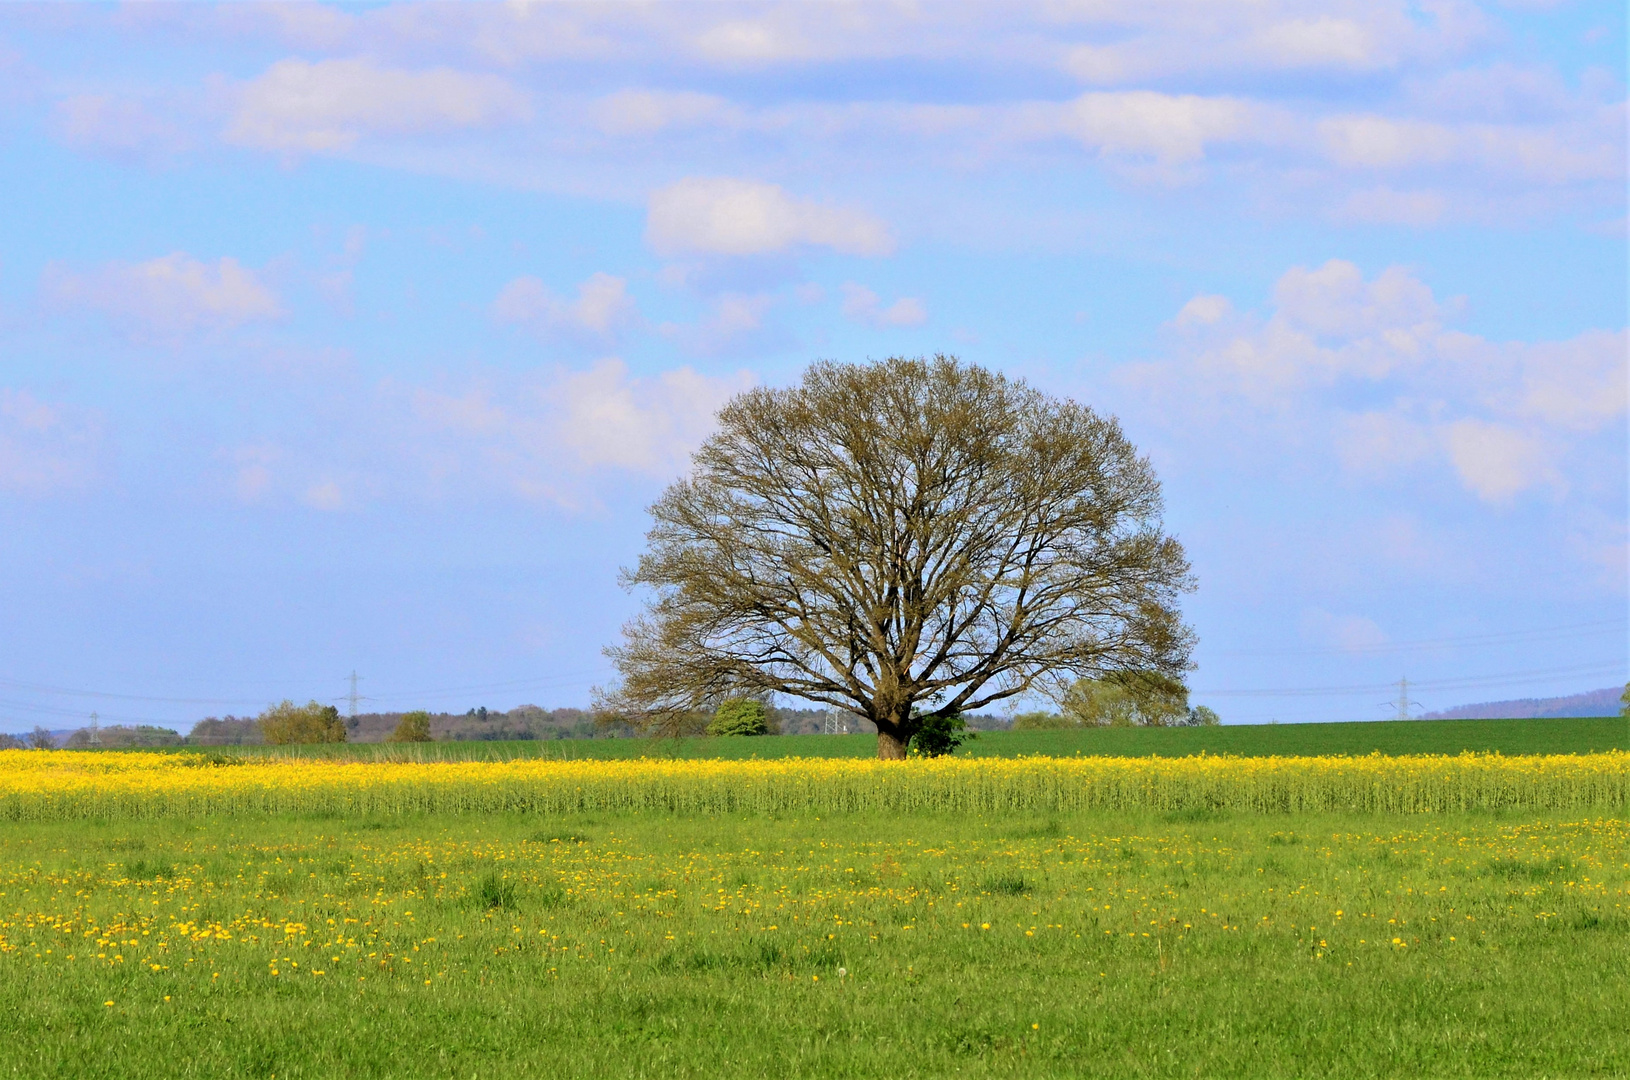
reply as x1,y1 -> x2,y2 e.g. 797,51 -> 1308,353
1010,711 -> 1071,730
474,871 -> 519,910
387,711 -> 433,743
259,701 -> 347,745
707,699 -> 769,737
909,713 -> 970,757
1063,672 -> 1190,727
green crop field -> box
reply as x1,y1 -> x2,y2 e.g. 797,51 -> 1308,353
1,805 -> 1626,1078
220,715 -> 1630,763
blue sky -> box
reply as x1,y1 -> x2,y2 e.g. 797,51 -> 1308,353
0,1 -> 1624,732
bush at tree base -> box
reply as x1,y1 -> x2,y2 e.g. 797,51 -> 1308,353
910,713 -> 971,757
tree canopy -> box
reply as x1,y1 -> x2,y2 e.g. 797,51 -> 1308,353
387,710 -> 433,743
599,355 -> 1194,759
259,700 -> 348,745
707,699 -> 771,737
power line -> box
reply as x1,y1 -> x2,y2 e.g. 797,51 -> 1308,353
1212,617 -> 1628,659
363,669 -> 604,703
1195,659 -> 1627,700
0,677 -> 268,707
0,666 -> 604,711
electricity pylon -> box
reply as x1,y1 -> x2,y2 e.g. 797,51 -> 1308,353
1383,677 -> 1422,721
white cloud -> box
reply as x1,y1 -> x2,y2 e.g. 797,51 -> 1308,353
1317,112 -> 1624,184
1412,327 -> 1630,460
646,178 -> 894,257
1174,294 -> 1233,328
592,89 -> 739,136
492,272 -> 639,345
411,359 -> 754,497
1271,260 -> 1439,343
1300,609 -> 1390,653
0,390 -> 102,497
302,479 -> 346,511
46,4 -> 1611,225
1058,92 -> 1256,164
660,292 -> 784,357
49,94 -> 189,163
1133,260 -> 1625,503
1253,17 -> 1377,67
1442,420 -> 1559,502
1337,187 -> 1448,226
552,359 -> 750,473
1335,411 -> 1435,477
46,252 -> 283,337
1407,64 -> 1577,123
228,443 -> 277,503
226,58 -> 530,154
1060,3 -> 1477,84
1498,330 -> 1628,433
839,283 -> 928,328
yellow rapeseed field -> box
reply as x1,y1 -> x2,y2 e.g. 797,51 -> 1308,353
1,748 -> 1625,820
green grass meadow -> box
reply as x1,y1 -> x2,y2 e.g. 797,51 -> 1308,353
228,715 -> 1630,763
2,803 -> 1627,1078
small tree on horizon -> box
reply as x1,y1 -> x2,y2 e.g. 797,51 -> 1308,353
707,699 -> 770,737
259,701 -> 348,745
598,356 -> 1194,760
1061,671 -> 1190,727
387,710 -> 433,743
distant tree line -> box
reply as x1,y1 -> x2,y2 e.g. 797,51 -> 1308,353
1,676 -> 1223,751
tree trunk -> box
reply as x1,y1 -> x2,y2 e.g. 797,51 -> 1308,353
875,707 -> 913,760
876,727 -> 909,760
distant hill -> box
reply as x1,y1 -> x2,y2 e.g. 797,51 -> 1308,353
1423,686 -> 1625,720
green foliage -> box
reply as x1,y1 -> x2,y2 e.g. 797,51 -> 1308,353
1621,682 -> 1629,718
1063,671 -> 1190,727
909,712 -> 971,757
387,711 -> 433,743
473,871 -> 519,911
1191,705 -> 1222,727
1010,711 -> 1070,730
259,700 -> 347,745
186,716 -> 262,745
707,699 -> 769,737
66,725 -> 182,749
1061,679 -> 1136,727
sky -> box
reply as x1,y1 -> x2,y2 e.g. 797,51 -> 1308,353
0,1 -> 1625,733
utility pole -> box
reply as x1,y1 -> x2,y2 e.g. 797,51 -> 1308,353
88,711 -> 100,748
1385,677 -> 1422,722
347,671 -> 362,719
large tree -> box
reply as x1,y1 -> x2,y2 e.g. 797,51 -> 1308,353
599,356 -> 1194,759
